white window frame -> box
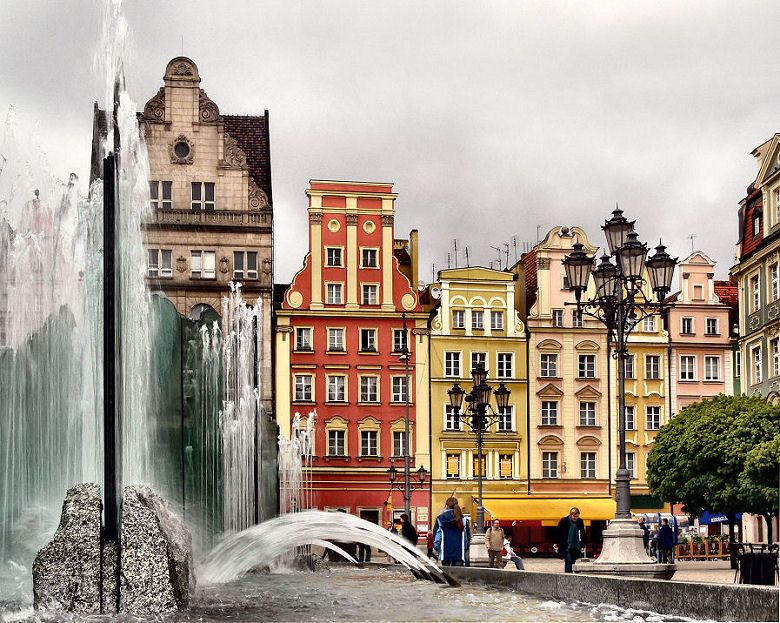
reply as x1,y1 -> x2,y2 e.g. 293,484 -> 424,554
327,429 -> 346,456
681,317 -> 694,335
578,354 -> 596,379
772,338 -> 780,377
191,250 -> 216,279
471,352 -> 487,375
191,181 -> 215,211
542,452 -> 559,478
704,356 -> 721,381
626,452 -> 636,479
360,247 -> 379,269
540,353 -> 558,377
325,247 -> 343,267
680,355 -> 696,381
624,405 -> 636,430
361,283 -> 379,306
497,405 -> 513,432
624,354 -> 635,379
150,180 -> 172,210
233,251 -> 258,280
326,282 -> 343,305
391,376 -> 409,403
497,353 -> 513,379
579,401 -> 596,426
294,374 -> 313,401
572,310 -> 584,328
445,405 -> 461,431
147,248 -> 173,278
645,354 -> 661,380
360,430 -> 378,457
552,309 -> 564,327
541,401 -> 558,426
642,315 -> 656,332
445,351 -> 462,378
646,406 -> 661,430
705,317 -> 718,335
471,310 -> 484,330
392,431 -> 408,457
750,275 -> 760,313
772,264 -> 779,302
452,310 -> 465,329
753,346 -> 763,384
295,327 -> 312,351
328,327 -> 345,351
360,328 -> 377,352
327,375 -> 346,402
490,310 -> 504,330
359,376 -> 379,402
580,452 -> 596,479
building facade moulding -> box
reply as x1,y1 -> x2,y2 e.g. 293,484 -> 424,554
538,434 -> 564,446
169,135 -> 194,165
576,435 -> 602,447
309,212 -> 323,224
346,214 -> 359,226
248,180 -> 270,210
537,258 -> 551,270
198,89 -> 220,122
275,326 -> 294,334
381,215 -> 394,227
536,383 -> 564,397
142,87 -> 165,122
221,135 -> 248,169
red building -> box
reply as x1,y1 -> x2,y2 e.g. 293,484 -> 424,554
274,180 -> 430,533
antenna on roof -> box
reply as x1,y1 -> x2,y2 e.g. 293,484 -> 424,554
512,237 -> 518,263
447,253 -> 451,269
432,263 -> 436,282
490,245 -> 502,270
181,34 -> 184,56
464,246 -> 471,267
504,243 -> 510,268
687,233 -> 696,252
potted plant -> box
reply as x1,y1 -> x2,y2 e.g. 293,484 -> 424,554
677,537 -> 690,559
691,535 -> 706,557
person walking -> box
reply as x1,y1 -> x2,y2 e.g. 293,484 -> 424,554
426,530 -> 436,559
485,519 -> 506,568
432,497 -> 470,566
502,537 -> 525,570
637,516 -> 650,555
658,518 -> 675,564
556,507 -> 585,573
399,513 -> 418,546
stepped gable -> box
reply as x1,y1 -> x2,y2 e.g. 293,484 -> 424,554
223,114 -> 272,205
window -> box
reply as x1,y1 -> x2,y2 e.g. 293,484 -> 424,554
393,431 -> 408,457
750,275 -> 760,312
578,354 -> 595,378
452,310 -> 465,329
471,352 -> 487,375
704,356 -> 720,381
705,317 -> 718,335
681,317 -> 694,335
647,406 -> 661,430
295,327 -> 312,351
581,452 -> 596,479
645,355 -> 660,380
552,309 -> 564,327
579,402 -> 596,426
499,454 -> 513,479
393,329 -> 408,353
446,453 -> 461,479
360,376 -> 378,402
327,376 -> 346,402
491,311 -> 504,330
540,353 -> 558,377
362,284 -> 378,305
328,328 -> 345,351
392,377 -> 409,402
360,430 -> 378,457
472,310 -> 484,330
680,355 -> 696,381
642,316 -> 656,332
294,375 -> 313,401
497,353 -> 513,378
445,352 -> 461,377
191,182 -> 215,211
626,452 -> 636,479
445,405 -> 461,431
497,405 -> 513,431
473,454 -> 487,477
360,328 -> 377,352
735,350 -> 741,378
328,430 -> 346,456
541,401 -> 558,426
772,338 -> 780,377
233,251 -> 258,280
562,274 -> 570,290
542,452 -> 558,478
572,310 -> 583,328
754,214 -> 761,238
147,249 -> 172,278
191,250 -> 216,279
693,284 -> 704,300
149,180 -> 172,209
772,264 -> 779,301
361,248 -> 378,268
624,405 -> 636,430
753,347 -> 762,384
623,354 -> 635,379
326,247 -> 343,267
326,283 -> 343,305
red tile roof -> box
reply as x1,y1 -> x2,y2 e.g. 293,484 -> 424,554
715,277 -> 739,332
223,113 -> 273,206
523,250 -> 538,311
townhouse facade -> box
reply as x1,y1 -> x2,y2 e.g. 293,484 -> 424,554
427,267 -> 528,523
274,180 -> 430,531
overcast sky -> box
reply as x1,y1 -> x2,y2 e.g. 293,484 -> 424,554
2,0 -> 779,284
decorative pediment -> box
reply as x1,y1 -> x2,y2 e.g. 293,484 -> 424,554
199,88 -> 221,122
390,417 -> 410,432
538,339 -> 562,351
575,339 -> 599,351
645,391 -> 663,400
358,416 -> 381,429
143,87 -> 165,122
325,415 -> 348,428
221,134 -> 248,169
248,179 -> 270,210
538,434 -> 564,446
576,435 -> 601,447
575,384 -> 602,398
756,135 -> 780,187
537,383 -> 564,397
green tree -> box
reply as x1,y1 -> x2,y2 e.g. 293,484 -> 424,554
647,394 -> 780,544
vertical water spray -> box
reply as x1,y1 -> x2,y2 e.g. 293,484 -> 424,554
279,411 -> 316,514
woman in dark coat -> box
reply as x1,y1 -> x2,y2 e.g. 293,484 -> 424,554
556,507 -> 585,573
399,513 -> 418,545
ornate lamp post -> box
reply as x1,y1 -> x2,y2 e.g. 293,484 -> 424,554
448,366 -> 511,565
563,207 -> 678,579
387,464 -> 428,529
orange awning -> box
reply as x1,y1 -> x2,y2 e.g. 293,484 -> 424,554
479,496 -> 617,526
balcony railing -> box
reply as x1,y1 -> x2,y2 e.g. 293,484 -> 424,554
148,208 -> 270,227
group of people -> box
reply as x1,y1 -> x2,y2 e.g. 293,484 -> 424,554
637,515 -> 676,563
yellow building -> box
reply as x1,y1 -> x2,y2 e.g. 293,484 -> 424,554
428,267 -> 528,524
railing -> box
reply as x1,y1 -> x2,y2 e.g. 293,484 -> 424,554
149,208 -> 270,227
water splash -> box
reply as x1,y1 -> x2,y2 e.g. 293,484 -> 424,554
198,510 -> 451,586
278,411 -> 316,514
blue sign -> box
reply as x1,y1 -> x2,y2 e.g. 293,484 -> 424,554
699,510 -> 742,524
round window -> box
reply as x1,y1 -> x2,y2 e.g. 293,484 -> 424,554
174,141 -> 190,158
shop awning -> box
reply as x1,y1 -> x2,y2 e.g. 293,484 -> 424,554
480,497 -> 617,526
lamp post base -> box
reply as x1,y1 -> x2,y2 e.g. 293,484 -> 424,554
573,519 -> 676,580
468,532 -> 489,567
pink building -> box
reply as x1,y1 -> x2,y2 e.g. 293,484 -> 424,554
666,252 -> 734,413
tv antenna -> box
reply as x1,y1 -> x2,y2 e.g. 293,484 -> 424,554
687,233 -> 696,252
464,246 -> 471,267
511,236 -> 518,263
490,245 -> 503,270
452,239 -> 458,268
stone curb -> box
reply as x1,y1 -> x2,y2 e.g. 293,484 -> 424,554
444,566 -> 779,622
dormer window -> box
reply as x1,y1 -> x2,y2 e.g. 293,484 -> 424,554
754,213 -> 761,238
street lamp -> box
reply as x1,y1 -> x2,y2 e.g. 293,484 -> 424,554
398,313 -> 414,520
563,208 -> 678,579
387,463 -> 428,528
447,365 -> 511,562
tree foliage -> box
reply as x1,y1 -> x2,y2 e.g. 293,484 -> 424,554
647,394 -> 780,521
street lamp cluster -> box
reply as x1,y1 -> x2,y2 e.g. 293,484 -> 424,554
563,206 -> 678,578
448,366 -> 511,554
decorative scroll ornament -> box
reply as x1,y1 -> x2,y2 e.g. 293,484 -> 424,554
143,88 -> 165,121
402,293 -> 417,310
222,135 -> 247,169
514,311 -> 525,332
169,134 -> 194,165
172,61 -> 195,76
176,256 -> 187,273
219,256 -> 230,274
248,179 -> 269,210
199,89 -> 220,122
346,213 -> 359,226
431,312 -> 442,331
